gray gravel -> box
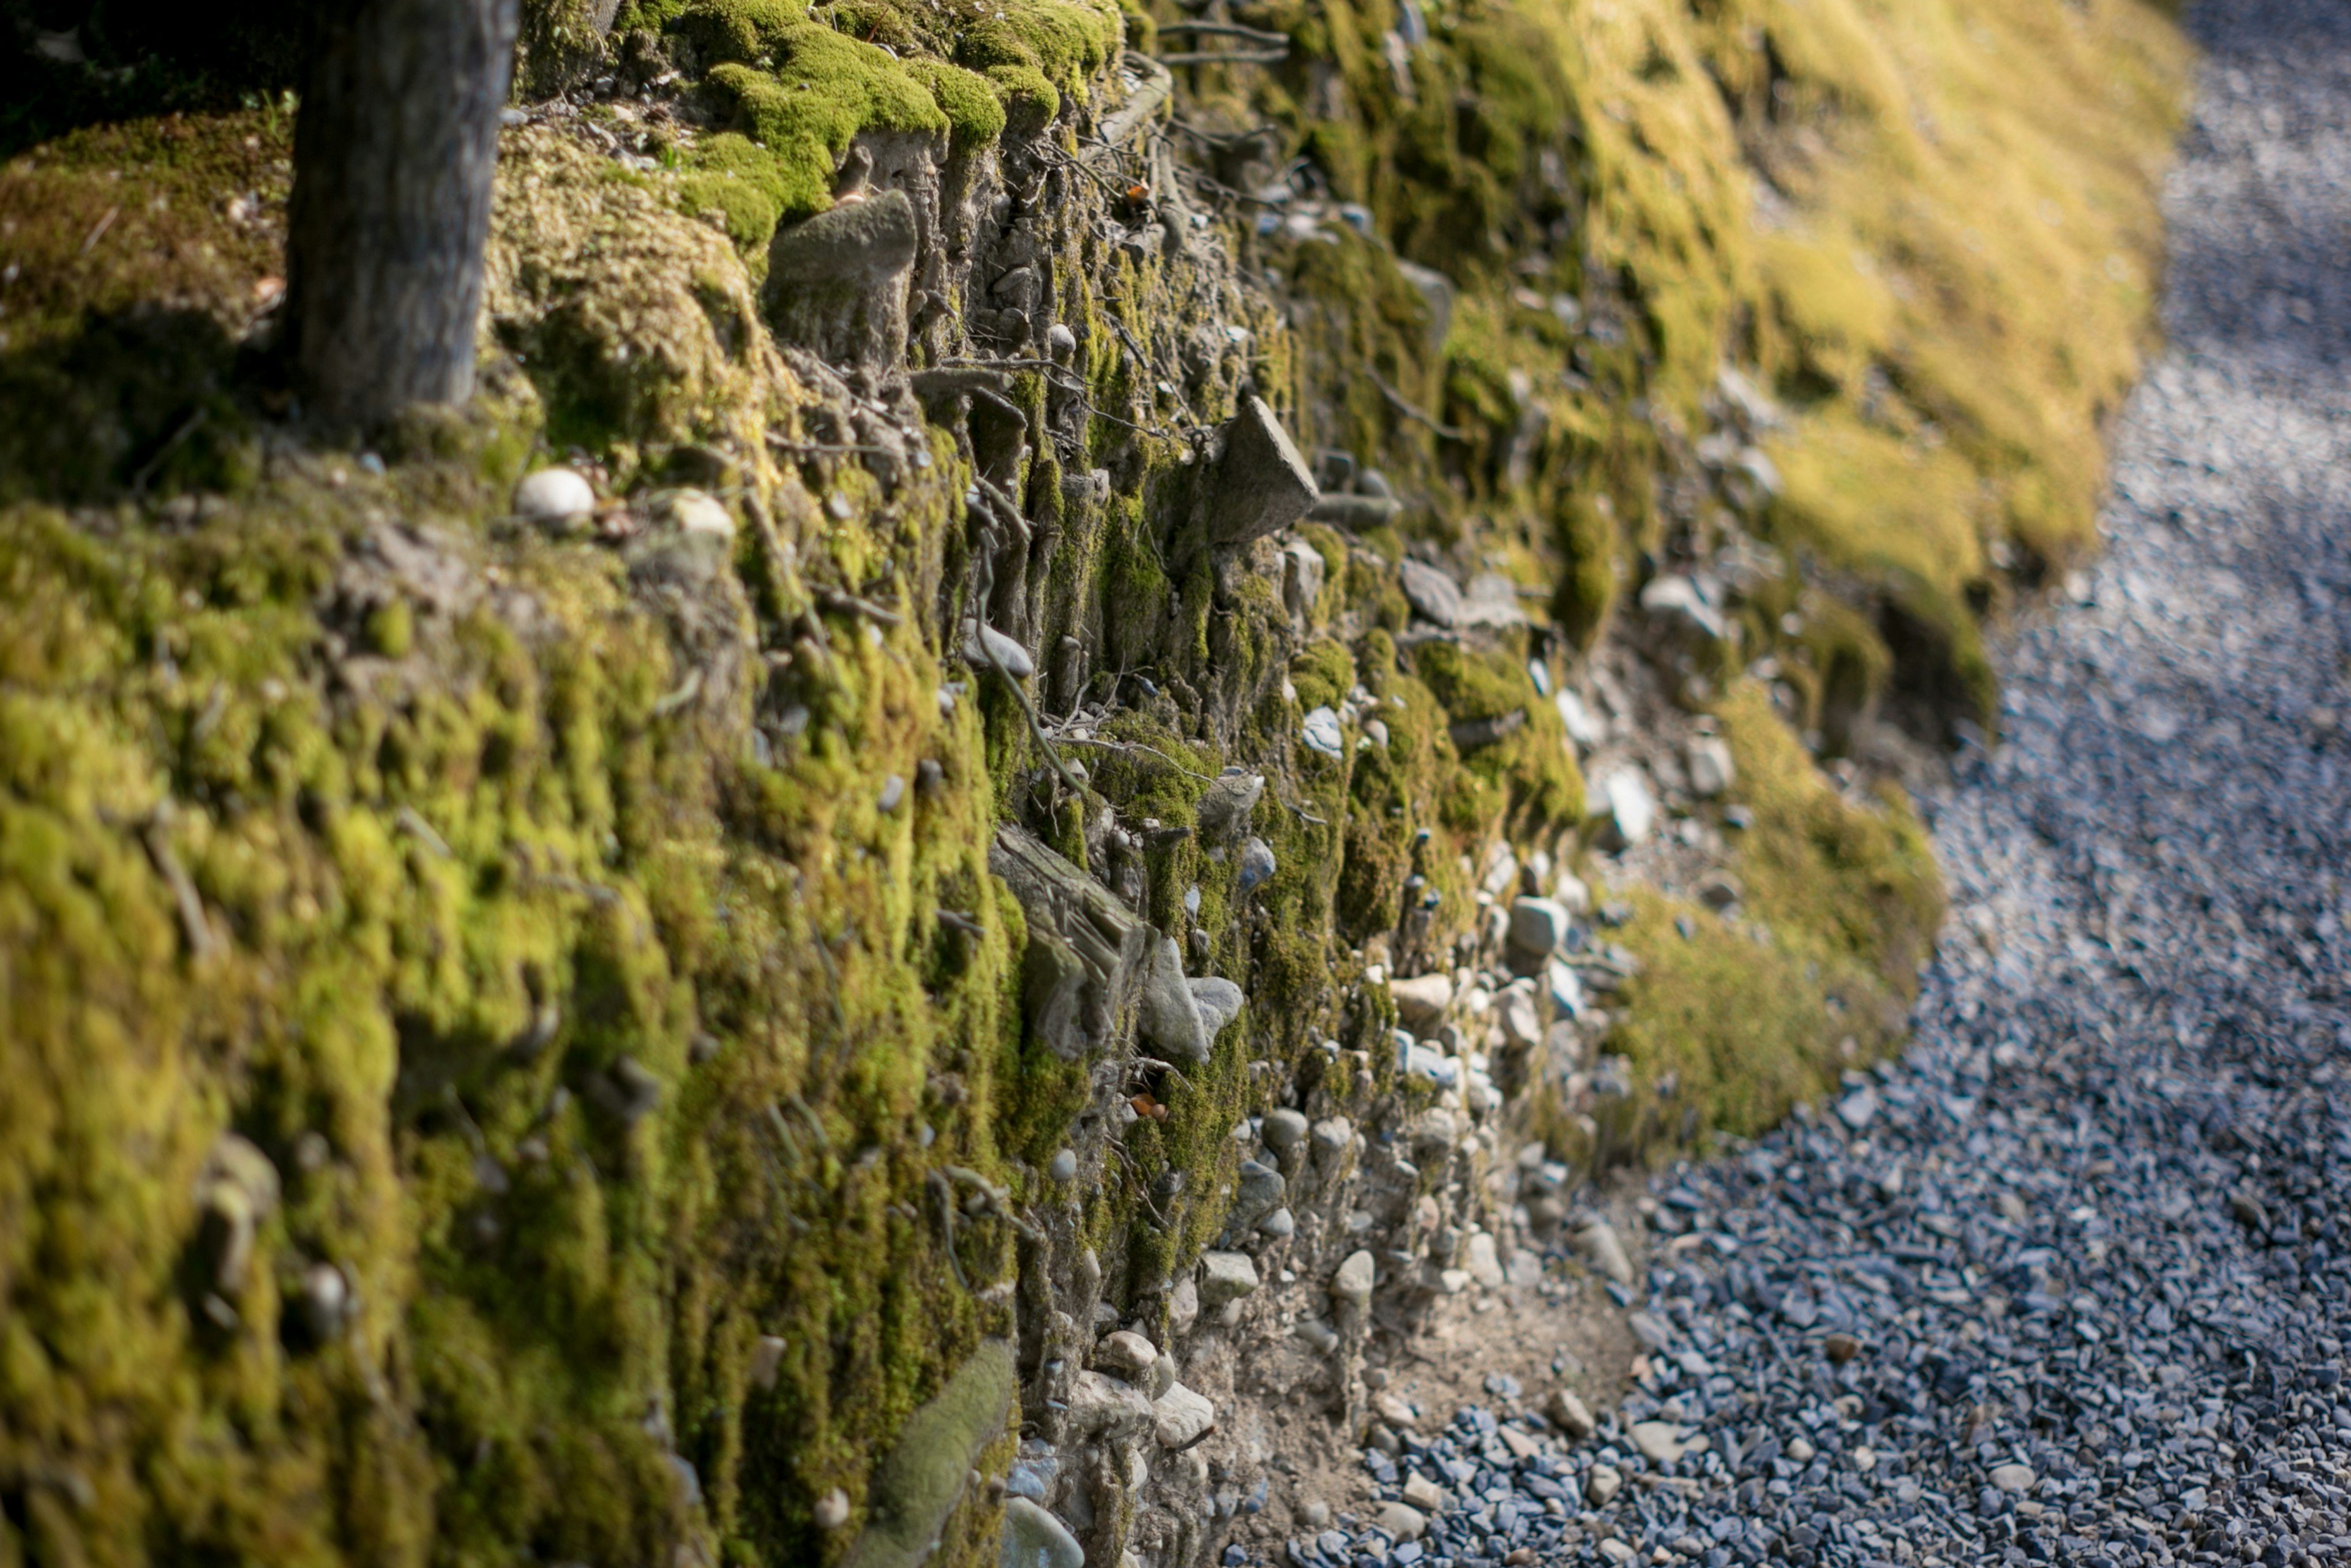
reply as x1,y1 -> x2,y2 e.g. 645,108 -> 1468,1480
1278,5 -> 2351,1567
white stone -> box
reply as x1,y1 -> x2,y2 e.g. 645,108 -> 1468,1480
1261,1108 -> 1310,1149
1389,971 -> 1453,1027
1686,735 -> 1735,797
1330,1250 -> 1376,1310
1555,689 -> 1605,748
1374,1392 -> 1419,1428
514,466 -> 595,523
1585,1465 -> 1623,1506
963,620 -> 1035,679
1095,1329 -> 1157,1375
1572,1220 -> 1635,1286
1990,1463 -> 2037,1494
666,488 -> 735,538
1401,1473 -> 1447,1512
1595,770 -> 1655,846
1169,1277 -> 1200,1334
1302,706 -> 1345,756
1629,1421 -> 1685,1464
1063,1370 -> 1155,1439
1152,1382 -> 1217,1449
1198,1250 -> 1259,1306
751,1334 -> 787,1390
1463,1232 -> 1505,1288
1376,1502 -> 1427,1542
1546,1387 -> 1595,1438
1496,984 -> 1541,1048
1553,872 -> 1591,912
1546,960 -> 1586,1018
1283,538 -> 1326,617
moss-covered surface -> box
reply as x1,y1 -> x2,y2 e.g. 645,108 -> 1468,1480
1201,0 -> 2184,726
1542,681 -> 1944,1165
0,0 -> 2189,1558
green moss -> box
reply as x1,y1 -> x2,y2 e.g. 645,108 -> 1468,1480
703,39 -> 948,224
1546,680 -> 1941,1166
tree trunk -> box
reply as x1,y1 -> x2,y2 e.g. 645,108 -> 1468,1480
284,0 -> 520,427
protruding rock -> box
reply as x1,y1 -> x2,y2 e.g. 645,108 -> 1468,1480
1261,1108 -> 1309,1149
1389,971 -> 1452,1027
1399,558 -> 1468,627
1198,1250 -> 1259,1307
1196,770 -> 1264,833
816,1488 -> 853,1530
1546,1387 -> 1595,1439
294,1261 -> 350,1343
1637,574 -> 1728,650
1000,1498 -> 1084,1568
1047,1148 -> 1078,1181
1301,705 -> 1344,756
664,488 -> 735,539
963,620 -> 1035,680
1152,1382 -> 1216,1449
1989,1463 -> 2037,1494
1169,1277 -> 1199,1335
751,1334 -> 788,1390
763,188 -> 920,372
1463,1232 -> 1505,1289
1236,836 -> 1276,891
1401,1473 -> 1447,1513
1095,1330 -> 1158,1375
1376,1502 -> 1428,1542
1204,396 -> 1318,546
1063,1370 -> 1154,1441
514,465 -> 595,525
1629,1421 -> 1685,1464
1225,1159 -> 1286,1236
844,1339 -> 1014,1568
991,826 -> 1149,1061
1570,1218 -> 1635,1286
1592,770 -> 1655,848
1188,977 -> 1244,1038
1258,1206 -> 1294,1237
1507,896 -> 1572,956
195,1133 -> 282,1297
1137,935 -> 1209,1062
1283,538 -> 1327,617
1686,735 -> 1735,797
1330,1249 -> 1376,1310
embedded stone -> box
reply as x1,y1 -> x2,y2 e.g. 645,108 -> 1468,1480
1000,1498 -> 1084,1568
1204,396 -> 1319,546
1196,770 -> 1264,833
1188,977 -> 1245,1038
1376,1502 -> 1427,1542
1261,1108 -> 1310,1149
1686,735 -> 1735,797
763,189 -> 920,371
1152,1382 -> 1216,1449
1094,1330 -> 1157,1375
1389,971 -> 1453,1027
1062,1370 -> 1154,1441
1629,1421 -> 1685,1464
1400,558 -> 1468,627
1330,1249 -> 1376,1309
1585,1465 -> 1623,1506
842,1338 -> 1014,1568
514,465 -> 595,524
1136,935 -> 1209,1063
1507,896 -> 1572,955
1198,1250 -> 1259,1307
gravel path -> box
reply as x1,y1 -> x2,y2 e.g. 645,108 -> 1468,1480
1281,7 -> 2351,1567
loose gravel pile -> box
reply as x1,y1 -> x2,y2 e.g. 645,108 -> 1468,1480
1277,4 -> 2351,1566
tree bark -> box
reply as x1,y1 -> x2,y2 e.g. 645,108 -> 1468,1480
284,0 -> 520,427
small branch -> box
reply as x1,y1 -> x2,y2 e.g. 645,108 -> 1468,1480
1371,367 -> 1464,438
395,805 -> 452,858
1156,20 -> 1291,45
816,585 -> 903,626
1084,50 -> 1174,165
937,909 -> 984,936
1156,48 -> 1290,66
142,808 -> 214,962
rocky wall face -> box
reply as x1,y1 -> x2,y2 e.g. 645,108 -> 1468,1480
0,0 -> 2181,1564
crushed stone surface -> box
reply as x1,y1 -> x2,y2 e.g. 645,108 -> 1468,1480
1268,5 -> 2351,1566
